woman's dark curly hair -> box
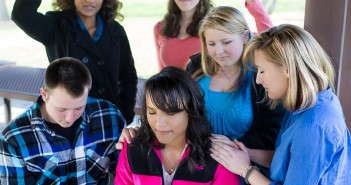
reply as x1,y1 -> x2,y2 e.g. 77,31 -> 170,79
161,0 -> 213,38
53,0 -> 123,23
132,66 -> 212,172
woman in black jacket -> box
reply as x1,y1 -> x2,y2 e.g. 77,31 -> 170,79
185,7 -> 285,179
12,0 -> 137,124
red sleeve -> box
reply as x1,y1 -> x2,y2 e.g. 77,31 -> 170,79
153,21 -> 165,71
245,0 -> 273,33
114,140 -> 133,185
212,164 -> 241,185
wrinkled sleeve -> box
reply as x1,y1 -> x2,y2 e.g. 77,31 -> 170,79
12,0 -> 55,45
245,0 -> 273,33
153,22 -> 165,71
117,28 -> 138,125
114,141 -> 133,185
0,135 -> 36,185
272,124 -> 340,185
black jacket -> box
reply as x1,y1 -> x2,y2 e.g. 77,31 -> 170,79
186,53 -> 285,150
12,0 -> 137,124
125,143 -> 227,184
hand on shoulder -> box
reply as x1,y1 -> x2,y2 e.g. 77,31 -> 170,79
115,127 -> 139,150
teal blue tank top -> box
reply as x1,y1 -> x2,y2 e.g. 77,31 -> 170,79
198,71 -> 253,139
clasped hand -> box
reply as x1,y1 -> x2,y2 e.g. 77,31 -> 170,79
210,134 -> 251,176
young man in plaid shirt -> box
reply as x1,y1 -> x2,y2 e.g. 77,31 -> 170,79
0,57 -> 125,184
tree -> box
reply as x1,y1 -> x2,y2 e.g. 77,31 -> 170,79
0,0 -> 10,21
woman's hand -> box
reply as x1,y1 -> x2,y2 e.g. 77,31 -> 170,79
210,134 -> 251,176
115,127 -> 138,150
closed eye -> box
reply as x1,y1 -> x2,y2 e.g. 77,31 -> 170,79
257,69 -> 264,74
147,107 -> 156,115
166,109 -> 183,116
148,111 -> 156,115
167,112 -> 176,116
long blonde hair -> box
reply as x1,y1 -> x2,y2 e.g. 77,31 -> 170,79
195,6 -> 251,89
243,24 -> 335,111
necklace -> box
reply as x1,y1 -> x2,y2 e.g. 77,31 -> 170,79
163,144 -> 188,173
220,70 -> 233,82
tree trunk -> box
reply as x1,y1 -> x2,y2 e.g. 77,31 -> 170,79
0,0 -> 10,21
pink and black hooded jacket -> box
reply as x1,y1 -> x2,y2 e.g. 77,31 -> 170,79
115,141 -> 240,185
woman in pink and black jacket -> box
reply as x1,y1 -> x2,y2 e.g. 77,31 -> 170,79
114,67 -> 239,185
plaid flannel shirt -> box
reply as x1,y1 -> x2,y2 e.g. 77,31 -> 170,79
0,96 -> 125,185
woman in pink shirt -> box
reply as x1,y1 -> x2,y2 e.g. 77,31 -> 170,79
154,0 -> 272,71
114,67 -> 239,185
